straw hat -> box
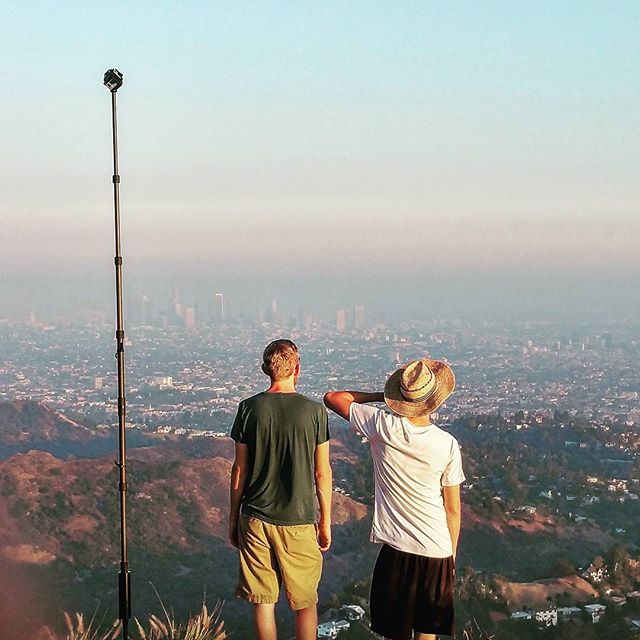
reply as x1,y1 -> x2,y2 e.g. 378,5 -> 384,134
384,358 -> 455,418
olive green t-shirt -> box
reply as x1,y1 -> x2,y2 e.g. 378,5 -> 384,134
230,391 -> 330,525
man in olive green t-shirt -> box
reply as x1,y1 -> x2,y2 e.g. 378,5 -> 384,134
229,339 -> 332,640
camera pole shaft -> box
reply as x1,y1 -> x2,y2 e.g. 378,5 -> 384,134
105,69 -> 131,640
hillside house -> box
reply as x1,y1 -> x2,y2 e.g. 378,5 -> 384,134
584,603 -> 606,623
510,611 -> 532,621
341,604 -> 365,621
534,605 -> 558,627
582,565 -> 608,583
517,505 -> 537,515
317,620 -> 351,638
557,606 -> 582,620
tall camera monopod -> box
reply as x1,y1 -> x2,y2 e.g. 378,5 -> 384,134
103,68 -> 131,640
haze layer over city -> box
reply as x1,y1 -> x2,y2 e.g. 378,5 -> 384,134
2,2 -> 639,322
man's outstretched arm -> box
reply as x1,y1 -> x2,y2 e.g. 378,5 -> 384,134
442,483 -> 462,560
314,440 -> 333,551
229,442 -> 249,548
323,391 -> 385,421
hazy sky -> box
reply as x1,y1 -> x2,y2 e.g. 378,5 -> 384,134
2,2 -> 639,319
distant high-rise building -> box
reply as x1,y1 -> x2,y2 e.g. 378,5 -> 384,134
215,293 -> 224,320
336,309 -> 346,333
354,304 -> 365,330
266,299 -> 278,324
140,295 -> 154,325
207,292 -> 224,325
173,286 -> 183,323
184,306 -> 196,330
300,311 -> 314,334
94,377 -> 104,390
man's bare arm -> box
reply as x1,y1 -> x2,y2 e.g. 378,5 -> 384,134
314,440 -> 333,551
228,442 -> 249,548
443,483 -> 462,559
323,391 -> 385,421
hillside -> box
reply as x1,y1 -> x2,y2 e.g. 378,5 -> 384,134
0,402 -> 632,639
495,575 -> 598,608
0,400 -> 155,459
460,507 -> 616,579
0,401 -> 96,445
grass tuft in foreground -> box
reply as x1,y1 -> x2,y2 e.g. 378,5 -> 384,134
62,589 -> 225,640
63,612 -> 121,640
133,599 -> 226,640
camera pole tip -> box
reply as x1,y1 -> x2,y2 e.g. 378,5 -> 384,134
104,69 -> 124,92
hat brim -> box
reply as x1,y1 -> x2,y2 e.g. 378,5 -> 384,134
384,358 -> 455,418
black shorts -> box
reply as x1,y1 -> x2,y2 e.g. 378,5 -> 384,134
370,544 -> 454,639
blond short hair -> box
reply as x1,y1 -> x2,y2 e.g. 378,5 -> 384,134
262,339 -> 299,381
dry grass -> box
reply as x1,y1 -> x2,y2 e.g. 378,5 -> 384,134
495,574 -> 598,608
62,612 -> 120,640
61,590 -> 225,640
133,602 -> 225,640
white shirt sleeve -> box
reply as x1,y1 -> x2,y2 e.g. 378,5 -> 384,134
442,437 -> 465,486
349,403 -> 379,440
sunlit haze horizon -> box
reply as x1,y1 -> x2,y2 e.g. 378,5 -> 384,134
2,2 -> 639,321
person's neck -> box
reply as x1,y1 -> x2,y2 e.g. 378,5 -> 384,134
407,415 -> 432,427
266,377 -> 297,393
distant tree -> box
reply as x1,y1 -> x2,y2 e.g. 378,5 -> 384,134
457,565 -> 479,599
342,578 -> 370,599
504,464 -> 528,506
466,416 -> 479,429
550,557 -> 576,578
558,621 -> 596,640
607,543 -> 631,589
595,605 -> 633,639
488,499 -> 504,519
607,543 -> 629,574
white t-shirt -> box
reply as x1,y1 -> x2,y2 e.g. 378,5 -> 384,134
349,403 -> 465,558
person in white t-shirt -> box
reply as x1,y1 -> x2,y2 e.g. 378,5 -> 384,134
324,357 -> 464,640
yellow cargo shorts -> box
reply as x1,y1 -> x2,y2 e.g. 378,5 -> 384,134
236,515 -> 323,610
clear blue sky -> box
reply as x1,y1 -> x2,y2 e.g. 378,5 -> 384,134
1,1 -> 639,317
